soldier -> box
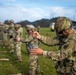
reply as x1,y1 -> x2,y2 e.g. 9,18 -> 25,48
8,20 -> 15,53
9,19 -> 14,30
0,23 -> 9,48
17,24 -> 41,75
30,17 -> 76,75
14,24 -> 23,62
2,24 -> 9,46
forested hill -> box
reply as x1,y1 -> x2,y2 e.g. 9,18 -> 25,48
5,17 -> 76,27
17,17 -> 58,27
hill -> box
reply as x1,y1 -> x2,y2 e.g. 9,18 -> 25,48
4,17 -> 76,27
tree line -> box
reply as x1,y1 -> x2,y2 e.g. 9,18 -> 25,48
4,17 -> 76,27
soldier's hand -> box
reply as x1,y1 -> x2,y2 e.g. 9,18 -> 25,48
30,48 -> 43,55
33,31 -> 41,39
16,37 -> 21,41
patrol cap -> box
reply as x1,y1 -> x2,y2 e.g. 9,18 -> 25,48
25,24 -> 35,30
55,17 -> 72,33
10,20 -> 14,23
26,24 -> 35,29
14,24 -> 21,28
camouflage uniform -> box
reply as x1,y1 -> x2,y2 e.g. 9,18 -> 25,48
8,20 -> 15,53
20,25 -> 41,75
2,24 -> 9,46
9,20 -> 14,30
15,24 -> 23,61
39,17 -> 76,75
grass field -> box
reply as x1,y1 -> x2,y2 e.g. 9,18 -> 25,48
0,28 -> 58,75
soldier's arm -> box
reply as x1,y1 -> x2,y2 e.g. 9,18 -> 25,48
42,50 -> 60,61
33,31 -> 59,46
20,35 -> 33,43
43,40 -> 75,61
40,36 -> 60,46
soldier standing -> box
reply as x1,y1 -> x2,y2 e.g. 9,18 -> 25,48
31,17 -> 76,75
9,20 -> 14,30
2,24 -> 9,47
17,24 -> 41,75
14,24 -> 23,62
8,20 -> 15,53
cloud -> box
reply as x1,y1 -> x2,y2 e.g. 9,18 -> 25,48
0,5 -> 51,22
50,7 -> 68,15
48,7 -> 75,20
0,4 -> 76,22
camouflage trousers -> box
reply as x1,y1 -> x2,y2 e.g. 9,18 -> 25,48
8,38 -> 14,50
3,33 -> 8,42
15,42 -> 22,60
2,33 -> 8,46
29,54 -> 41,75
55,59 -> 76,75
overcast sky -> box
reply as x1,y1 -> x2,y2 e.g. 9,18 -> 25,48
0,0 -> 76,22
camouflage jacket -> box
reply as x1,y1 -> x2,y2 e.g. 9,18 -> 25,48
21,35 -> 39,52
9,24 -> 14,30
15,27 -> 23,44
41,30 -> 76,62
15,27 -> 23,38
0,24 -> 9,41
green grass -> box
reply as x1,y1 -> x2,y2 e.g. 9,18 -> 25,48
0,27 -> 58,75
